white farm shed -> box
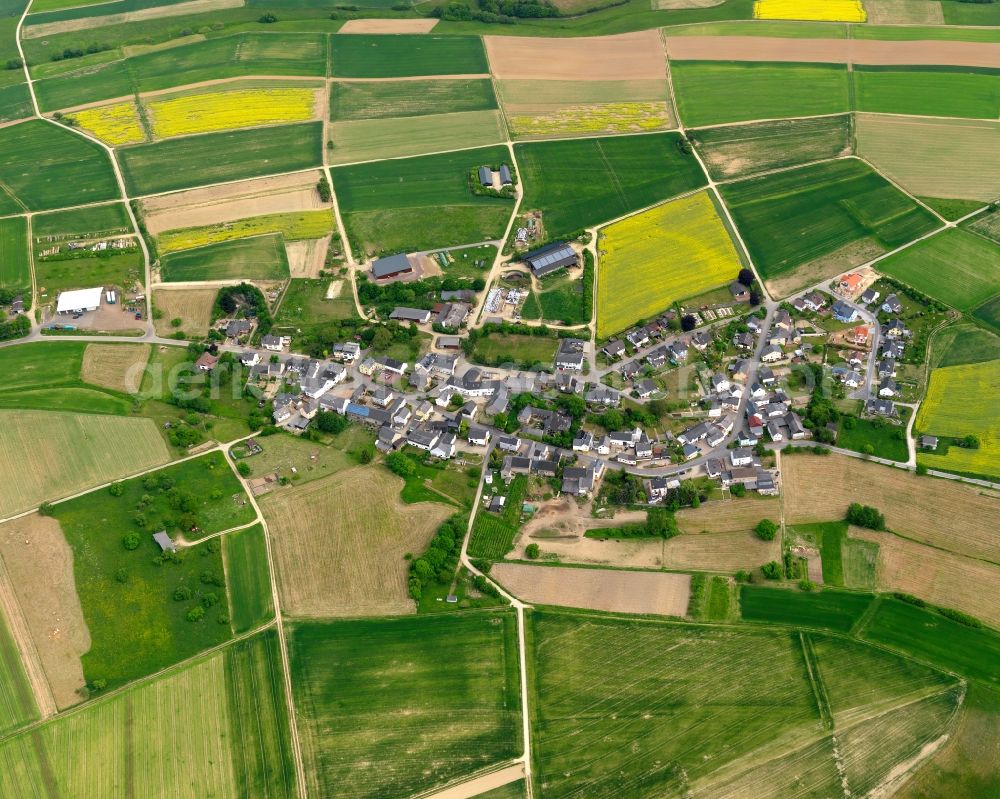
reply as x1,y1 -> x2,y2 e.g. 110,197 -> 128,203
56,287 -> 103,314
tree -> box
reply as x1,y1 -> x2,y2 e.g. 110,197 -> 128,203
846,502 -> 885,531
173,586 -> 193,601
799,579 -> 816,591
730,484 -> 747,498
186,606 -> 205,622
737,268 -> 755,287
114,568 -> 128,583
123,532 -> 140,551
359,447 -> 373,465
761,561 -> 782,580
109,482 -> 124,497
385,452 -> 416,477
915,463 -> 928,476
525,543 -> 540,559
962,434 -> 981,449
735,570 -> 751,583
754,519 -> 778,541
748,289 -> 761,306
681,314 -> 696,332
258,11 -> 277,22
315,411 -> 348,434
861,443 -> 875,456
236,461 -> 252,477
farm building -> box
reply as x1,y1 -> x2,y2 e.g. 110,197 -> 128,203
523,242 -> 577,277
153,531 -> 176,552
389,307 -> 432,324
56,286 -> 103,314
499,164 -> 513,185
371,253 -> 414,280
478,166 -> 493,187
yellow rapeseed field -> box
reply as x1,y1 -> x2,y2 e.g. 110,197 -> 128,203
147,88 -> 317,139
916,359 -> 1000,480
158,210 -> 333,253
71,101 -> 146,146
510,102 -> 671,137
754,0 -> 867,22
596,191 -> 742,339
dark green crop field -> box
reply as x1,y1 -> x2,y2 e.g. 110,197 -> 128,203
223,523 -> 275,634
0,81 -> 31,124
289,612 -> 521,799
0,120 -> 120,211
739,585 -> 873,632
854,66 -> 1000,120
0,217 -> 30,291
330,78 -> 497,121
719,158 -> 939,281
119,122 -> 323,195
330,35 -> 488,78
33,202 -> 132,240
516,132 -> 706,239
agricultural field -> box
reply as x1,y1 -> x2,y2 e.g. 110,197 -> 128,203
0,119 -> 120,210
330,35 -> 489,78
596,191 -> 742,338
516,133 -> 706,241
931,321 -> 1000,368
876,229 -> 1000,311
36,248 -> 143,296
739,585 -> 873,631
720,158 -> 939,296
289,612 -> 521,799
692,114 -> 852,181
0,217 -> 30,291
333,145 -> 513,256
50,451 -> 254,687
223,523 -> 274,634
972,293 -> 1000,331
68,100 -> 146,146
158,210 -> 332,254
916,359 -> 999,480
0,609 -> 38,736
260,464 -> 452,617
754,0 -> 865,20
782,453 -> 1000,562
33,201 -> 132,241
147,87 -> 318,139
152,286 -> 218,336
160,235 -> 290,282
330,78 -> 497,121
854,66 -> 1000,119
80,343 -> 149,393
856,114 -> 1000,203
965,205 -> 1000,245
118,121 -> 323,195
790,521 -> 877,589
327,109 -> 506,165
670,61 -> 850,127
271,278 -> 358,334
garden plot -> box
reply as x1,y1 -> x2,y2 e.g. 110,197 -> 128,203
485,31 -> 667,81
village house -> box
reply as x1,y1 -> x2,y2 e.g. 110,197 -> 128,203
262,334 -> 289,352
831,300 -> 859,323
635,379 -> 657,399
585,385 -> 620,407
195,352 -> 218,372
881,294 -> 903,315
860,287 -> 880,305
866,398 -> 897,417
601,340 -> 626,359
333,341 -> 361,362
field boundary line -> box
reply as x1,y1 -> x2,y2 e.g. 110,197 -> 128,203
406,760 -> 525,799
849,593 -> 882,637
713,153 -> 856,185
853,153 -> 947,224
798,632 -> 833,728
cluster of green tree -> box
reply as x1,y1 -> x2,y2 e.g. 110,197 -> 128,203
212,283 -> 272,337
588,400 -> 669,433
316,176 -> 331,203
433,0 -> 558,23
846,502 -> 885,531
385,451 -> 417,478
735,267 -> 762,307
407,514 -> 467,602
599,469 -> 705,510
50,43 -> 113,62
594,508 -> 679,540
782,444 -> 831,457
761,561 -> 782,579
892,592 -> 983,627
0,313 -> 29,342
359,275 -> 485,318
4,58 -> 22,70
754,519 -> 777,541
798,363 -> 840,443
315,410 -> 349,435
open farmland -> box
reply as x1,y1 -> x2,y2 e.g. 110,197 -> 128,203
158,210 -> 332,253
856,114 -> 1000,203
0,609 -> 38,736
782,453 -> 1000,561
739,585 -> 874,631
260,465 -> 451,617
693,115 -> 852,180
290,612 -> 520,799
0,217 -> 30,291
330,78 -> 497,121
0,119 -> 119,210
271,278 -> 359,333
36,248 -> 143,296
328,109 -> 506,165
854,66 -> 1000,119
596,191 -> 742,337
973,294 -> 1000,331
160,234 -> 290,282
528,610 -> 957,799
754,0 -> 866,21
720,158 -> 939,296
916,359 -> 1000,480
80,343 -> 149,393
119,122 -> 323,195
33,201 -> 131,240
670,61 -> 850,127
876,228 -> 1000,310
516,133 -> 706,241
0,409 -> 170,517
68,100 -> 145,145
333,145 -> 513,256
966,206 -> 1000,245
330,35 -> 488,78
932,321 -> 1000,368
152,287 -> 218,336
223,523 -> 274,634
147,87 -> 318,139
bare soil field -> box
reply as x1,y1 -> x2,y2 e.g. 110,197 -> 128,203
852,529 -> 1000,629
151,287 -> 218,336
24,0 -> 242,38
0,514 -> 88,710
865,0 -> 944,24
285,236 -> 330,279
485,31 -> 667,81
782,454 -> 1000,563
338,19 -> 438,33
857,114 -> 1000,202
676,496 -> 780,534
766,237 -> 885,299
664,37 -> 1000,68
260,466 -> 451,617
80,343 -> 150,394
146,188 -> 328,236
655,0 -> 724,8
520,497 -> 647,539
493,562 -> 691,616
663,531 -> 779,572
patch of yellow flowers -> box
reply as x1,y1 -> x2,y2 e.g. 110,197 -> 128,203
147,88 -> 317,139
511,102 -> 671,137
158,211 -> 333,254
754,0 -> 866,22
71,101 -> 146,146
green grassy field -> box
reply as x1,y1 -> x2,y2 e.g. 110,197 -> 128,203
224,523 -> 274,634
0,610 -> 38,737
720,158 -> 939,284
0,216 -> 30,291
972,294 -> 1000,332
469,333 -> 559,368
119,122 -> 323,195
693,114 -> 852,181
965,206 -> 1000,245
333,145 -> 513,256
0,81 -> 31,125
36,249 -> 143,295
854,66 -> 1000,120
50,451 -> 255,687
837,416 -> 910,462
330,78 -> 497,120
271,278 -> 358,334
516,132 -> 706,240
289,612 -> 521,799
330,35 -> 488,78
33,202 -> 132,241
671,61 -> 850,127
932,322 -> 1000,368
739,585 -> 873,632
0,119 -> 120,211
160,235 -> 290,282
875,229 -> 1000,311
536,273 -> 589,326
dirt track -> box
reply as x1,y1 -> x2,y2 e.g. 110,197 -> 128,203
338,19 -> 438,33
485,31 -> 668,81
664,36 -> 1000,68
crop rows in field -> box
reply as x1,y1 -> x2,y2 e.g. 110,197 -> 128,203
34,202 -> 132,241
158,210 -> 332,254
329,35 -> 489,78
330,78 -> 497,121
223,523 -> 274,634
0,610 -> 37,737
0,217 -> 30,291
596,191 -> 742,338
